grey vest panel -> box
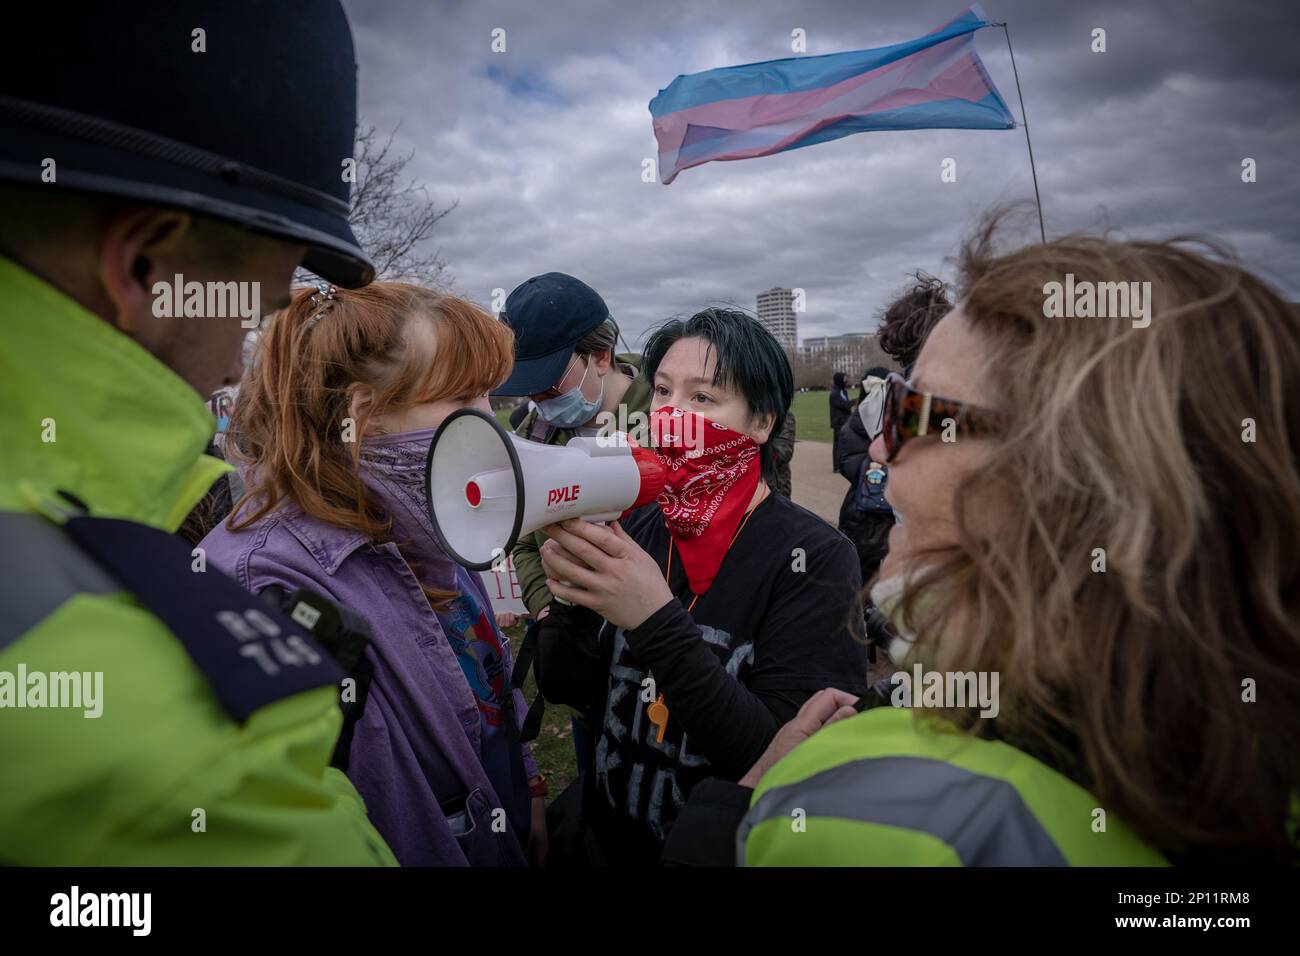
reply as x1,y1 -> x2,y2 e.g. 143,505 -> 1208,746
737,754 -> 1069,866
0,512 -> 122,653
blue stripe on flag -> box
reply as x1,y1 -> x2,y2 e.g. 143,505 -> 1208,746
650,7 -> 991,117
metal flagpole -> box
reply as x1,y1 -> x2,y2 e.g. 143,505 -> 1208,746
992,21 -> 1046,243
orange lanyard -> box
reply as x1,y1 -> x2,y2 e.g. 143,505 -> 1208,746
648,483 -> 769,740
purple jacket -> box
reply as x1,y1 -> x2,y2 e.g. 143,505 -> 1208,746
200,500 -> 536,866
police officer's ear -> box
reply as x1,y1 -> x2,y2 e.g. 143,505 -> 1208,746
95,206 -> 192,333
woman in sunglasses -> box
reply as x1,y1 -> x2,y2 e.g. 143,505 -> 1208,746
668,220 -> 1300,866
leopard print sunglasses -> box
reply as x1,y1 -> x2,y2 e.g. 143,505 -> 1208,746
881,372 -> 1000,462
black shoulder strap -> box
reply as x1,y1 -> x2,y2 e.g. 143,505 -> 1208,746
508,617 -> 546,744
62,515 -> 342,723
497,618 -> 542,841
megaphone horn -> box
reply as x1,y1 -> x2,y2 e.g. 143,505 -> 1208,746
426,408 -> 666,570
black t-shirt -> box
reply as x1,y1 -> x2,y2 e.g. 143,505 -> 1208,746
572,491 -> 868,863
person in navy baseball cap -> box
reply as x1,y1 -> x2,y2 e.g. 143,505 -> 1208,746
499,273 -> 653,778
496,272 -> 612,399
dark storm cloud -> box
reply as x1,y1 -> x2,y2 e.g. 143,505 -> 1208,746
342,0 -> 1300,343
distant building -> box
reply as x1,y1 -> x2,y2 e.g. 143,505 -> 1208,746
756,288 -> 798,349
799,332 -> 891,377
799,331 -> 872,356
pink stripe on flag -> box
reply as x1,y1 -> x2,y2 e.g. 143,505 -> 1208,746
654,31 -> 987,156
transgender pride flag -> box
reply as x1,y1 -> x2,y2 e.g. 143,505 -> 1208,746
650,5 -> 1015,184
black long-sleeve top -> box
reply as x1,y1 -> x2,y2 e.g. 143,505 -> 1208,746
536,494 -> 867,863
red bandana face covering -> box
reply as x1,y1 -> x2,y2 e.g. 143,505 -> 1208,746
649,406 -> 763,595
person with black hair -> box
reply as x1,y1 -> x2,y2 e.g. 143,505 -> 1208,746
828,371 -> 853,469
532,308 -> 867,865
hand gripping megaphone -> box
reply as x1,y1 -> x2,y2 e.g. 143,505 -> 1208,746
425,408 -> 667,570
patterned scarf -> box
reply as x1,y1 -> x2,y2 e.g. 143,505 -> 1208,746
650,406 -> 762,595
359,427 -> 457,596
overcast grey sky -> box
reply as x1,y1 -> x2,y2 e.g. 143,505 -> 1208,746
341,0 -> 1299,346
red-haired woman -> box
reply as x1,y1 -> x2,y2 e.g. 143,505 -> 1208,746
201,282 -> 545,866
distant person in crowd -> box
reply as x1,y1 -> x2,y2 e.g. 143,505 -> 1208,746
0,2 -> 395,864
669,220 -> 1300,866
771,410 -> 796,497
179,330 -> 259,545
209,328 -> 259,451
834,365 -> 897,588
495,272 -> 654,782
836,276 -> 954,577
203,283 -> 548,866
876,271 -> 951,379
534,307 -> 867,865
828,371 -> 852,469
837,276 -> 954,670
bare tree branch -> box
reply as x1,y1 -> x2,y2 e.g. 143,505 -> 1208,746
297,120 -> 457,287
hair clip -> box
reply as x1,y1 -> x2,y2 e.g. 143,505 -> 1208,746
304,282 -> 339,330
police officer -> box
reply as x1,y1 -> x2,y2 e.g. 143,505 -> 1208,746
0,3 -> 395,864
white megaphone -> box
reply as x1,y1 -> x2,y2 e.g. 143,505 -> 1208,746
425,408 -> 668,570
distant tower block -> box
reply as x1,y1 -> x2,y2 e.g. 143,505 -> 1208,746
756,287 -> 798,349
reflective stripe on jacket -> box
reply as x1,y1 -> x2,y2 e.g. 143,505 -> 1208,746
740,707 -> 1167,866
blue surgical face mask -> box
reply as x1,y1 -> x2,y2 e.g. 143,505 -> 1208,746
537,356 -> 603,429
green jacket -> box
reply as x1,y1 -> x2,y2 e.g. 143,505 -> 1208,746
740,707 -> 1167,866
510,356 -> 653,618
0,256 -> 396,865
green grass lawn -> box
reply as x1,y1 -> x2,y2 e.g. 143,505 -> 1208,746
791,390 -> 836,443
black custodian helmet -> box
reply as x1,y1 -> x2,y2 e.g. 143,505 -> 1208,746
0,1 -> 374,287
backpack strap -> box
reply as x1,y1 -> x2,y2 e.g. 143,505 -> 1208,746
507,616 -> 547,744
